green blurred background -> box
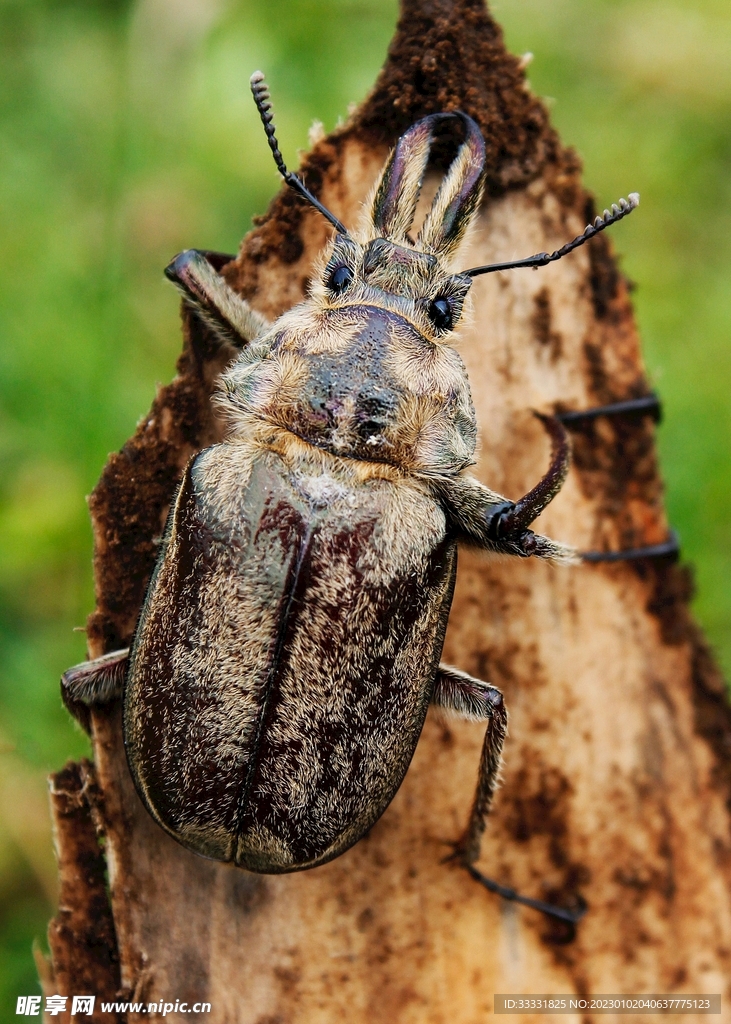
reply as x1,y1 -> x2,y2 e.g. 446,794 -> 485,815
0,0 -> 729,1012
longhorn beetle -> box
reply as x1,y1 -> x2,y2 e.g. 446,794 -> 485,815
63,73 -> 643,925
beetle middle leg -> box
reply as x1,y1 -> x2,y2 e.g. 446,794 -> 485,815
61,648 -> 129,707
433,665 -> 586,925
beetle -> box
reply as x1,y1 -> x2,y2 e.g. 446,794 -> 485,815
63,73 -> 639,923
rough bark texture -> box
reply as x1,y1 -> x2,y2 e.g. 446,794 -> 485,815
48,0 -> 731,1020
46,762 -> 121,1023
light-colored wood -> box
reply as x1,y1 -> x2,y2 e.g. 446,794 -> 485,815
48,1 -> 731,1020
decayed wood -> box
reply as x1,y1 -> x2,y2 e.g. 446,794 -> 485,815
48,0 -> 731,1020
46,762 -> 121,1023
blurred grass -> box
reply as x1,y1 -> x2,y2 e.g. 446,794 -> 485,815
0,0 -> 729,1012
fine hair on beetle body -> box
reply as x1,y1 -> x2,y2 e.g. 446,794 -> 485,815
63,72 -> 640,926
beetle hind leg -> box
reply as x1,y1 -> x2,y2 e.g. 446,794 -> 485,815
433,665 -> 586,926
432,664 -> 506,864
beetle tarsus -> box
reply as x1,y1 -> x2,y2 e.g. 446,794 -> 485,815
582,531 -> 680,563
444,844 -> 587,925
555,390 -> 675,563
462,862 -> 588,925
557,392 -> 661,425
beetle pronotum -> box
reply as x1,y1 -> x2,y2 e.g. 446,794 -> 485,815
63,73 -> 650,925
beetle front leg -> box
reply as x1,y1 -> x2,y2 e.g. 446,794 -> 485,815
433,415 -> 577,562
433,665 -> 586,925
165,249 -> 270,351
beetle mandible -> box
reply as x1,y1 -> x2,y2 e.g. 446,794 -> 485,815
63,73 -> 638,922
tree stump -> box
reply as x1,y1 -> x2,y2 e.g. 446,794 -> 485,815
47,1 -> 731,1020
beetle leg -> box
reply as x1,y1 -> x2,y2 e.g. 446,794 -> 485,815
433,665 -> 587,925
61,648 -> 129,707
432,665 -> 507,864
165,249 -> 270,350
431,415 -> 576,562
556,392 -> 661,425
486,414 -> 571,538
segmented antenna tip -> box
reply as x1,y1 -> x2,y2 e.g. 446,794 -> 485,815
250,71 -> 288,179
462,188 -> 641,277
248,70 -> 349,235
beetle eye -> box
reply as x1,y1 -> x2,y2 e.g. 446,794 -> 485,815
328,264 -> 353,294
427,297 -> 453,332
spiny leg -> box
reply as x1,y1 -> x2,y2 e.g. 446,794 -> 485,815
436,408 -> 676,565
433,665 -> 506,863
433,665 -> 586,925
556,393 -> 661,426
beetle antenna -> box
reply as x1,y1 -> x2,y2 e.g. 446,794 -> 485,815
250,72 -> 349,236
463,193 -> 639,277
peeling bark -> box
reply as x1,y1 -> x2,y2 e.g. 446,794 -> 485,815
46,761 -> 121,1024
48,0 -> 731,1020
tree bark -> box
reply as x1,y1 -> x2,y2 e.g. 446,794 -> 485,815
48,1 -> 731,1020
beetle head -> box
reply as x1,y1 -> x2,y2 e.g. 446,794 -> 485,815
220,112 -> 487,475
306,111 -> 485,344
179,79 -> 639,477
